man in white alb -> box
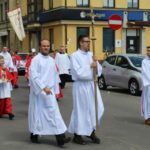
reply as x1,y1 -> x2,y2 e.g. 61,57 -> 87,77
28,40 -> 70,146
55,45 -> 70,89
68,35 -> 104,145
141,46 -> 150,125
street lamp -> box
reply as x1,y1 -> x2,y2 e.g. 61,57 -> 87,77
80,9 -> 105,129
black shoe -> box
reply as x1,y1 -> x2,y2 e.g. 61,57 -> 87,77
87,131 -> 100,144
63,136 -> 71,144
30,133 -> 40,144
73,134 -> 86,145
8,113 -> 15,120
14,85 -> 19,89
56,134 -> 71,147
56,134 -> 64,146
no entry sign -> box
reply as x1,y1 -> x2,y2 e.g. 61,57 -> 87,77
108,15 -> 123,30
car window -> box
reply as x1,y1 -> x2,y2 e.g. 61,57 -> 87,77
116,56 -> 129,66
129,56 -> 143,67
106,56 -> 116,65
18,54 -> 27,61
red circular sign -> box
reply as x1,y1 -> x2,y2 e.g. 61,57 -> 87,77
108,15 -> 123,30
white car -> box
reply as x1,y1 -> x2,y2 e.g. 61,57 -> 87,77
98,54 -> 144,95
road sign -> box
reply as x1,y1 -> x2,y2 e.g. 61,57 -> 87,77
108,15 -> 123,30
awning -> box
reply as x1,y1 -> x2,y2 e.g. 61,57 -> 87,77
127,21 -> 150,27
0,31 -> 8,37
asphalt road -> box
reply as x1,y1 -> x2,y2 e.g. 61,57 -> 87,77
0,77 -> 149,150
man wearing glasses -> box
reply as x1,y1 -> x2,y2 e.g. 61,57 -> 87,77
68,35 -> 104,145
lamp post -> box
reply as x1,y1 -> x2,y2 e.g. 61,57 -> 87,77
80,9 -> 105,129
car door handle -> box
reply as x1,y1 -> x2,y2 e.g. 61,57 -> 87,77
113,68 -> 116,71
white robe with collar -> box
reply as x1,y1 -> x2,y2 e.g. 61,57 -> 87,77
0,80 -> 12,99
141,57 -> 150,119
55,52 -> 70,75
68,49 -> 104,136
0,52 -> 13,69
28,53 -> 67,135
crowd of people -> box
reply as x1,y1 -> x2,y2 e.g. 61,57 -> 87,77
0,35 -> 150,147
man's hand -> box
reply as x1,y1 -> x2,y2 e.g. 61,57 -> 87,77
93,56 -> 98,62
56,94 -> 59,99
91,62 -> 97,68
43,87 -> 52,95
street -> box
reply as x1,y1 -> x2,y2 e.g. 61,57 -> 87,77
0,77 -> 150,150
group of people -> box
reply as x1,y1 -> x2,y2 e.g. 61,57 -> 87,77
24,45 -> 71,100
0,34 -> 150,147
28,36 -> 104,147
0,47 -> 20,120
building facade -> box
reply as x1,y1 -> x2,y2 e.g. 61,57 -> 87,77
0,0 -> 9,49
0,0 -> 24,51
1,0 -> 150,60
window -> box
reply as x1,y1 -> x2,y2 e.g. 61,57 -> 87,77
116,56 -> 129,67
129,56 -> 143,67
0,4 -> 3,22
128,0 -> 139,8
103,0 -> 115,8
37,1 -> 43,12
49,29 -> 54,51
28,1 -> 36,22
4,2 -> 8,21
126,29 -> 140,54
27,0 -> 43,22
77,0 -> 89,7
49,0 -> 53,9
77,27 -> 89,48
103,28 -> 115,52
28,0 -> 34,3
106,56 -> 116,65
0,1 -> 8,22
1,36 -> 7,46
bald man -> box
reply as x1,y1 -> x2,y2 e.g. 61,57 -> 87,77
28,40 -> 70,147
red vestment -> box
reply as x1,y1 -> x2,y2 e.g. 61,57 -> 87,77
11,54 -> 22,86
25,56 -> 32,80
56,64 -> 63,99
0,67 -> 13,116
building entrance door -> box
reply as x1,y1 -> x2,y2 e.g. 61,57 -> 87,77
126,36 -> 140,53
126,29 -> 140,54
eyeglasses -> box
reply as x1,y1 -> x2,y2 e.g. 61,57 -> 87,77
82,40 -> 90,43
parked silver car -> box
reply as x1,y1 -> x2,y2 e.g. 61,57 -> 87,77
98,54 -> 144,95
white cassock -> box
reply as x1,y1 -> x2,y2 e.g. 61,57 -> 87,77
0,52 -> 13,69
28,53 -> 67,135
0,51 -> 13,91
55,52 -> 70,75
141,57 -> 150,119
0,80 -> 12,99
68,49 -> 104,136
12,64 -> 17,72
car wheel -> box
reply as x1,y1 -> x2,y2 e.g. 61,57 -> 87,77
98,76 -> 107,90
129,79 -> 140,96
